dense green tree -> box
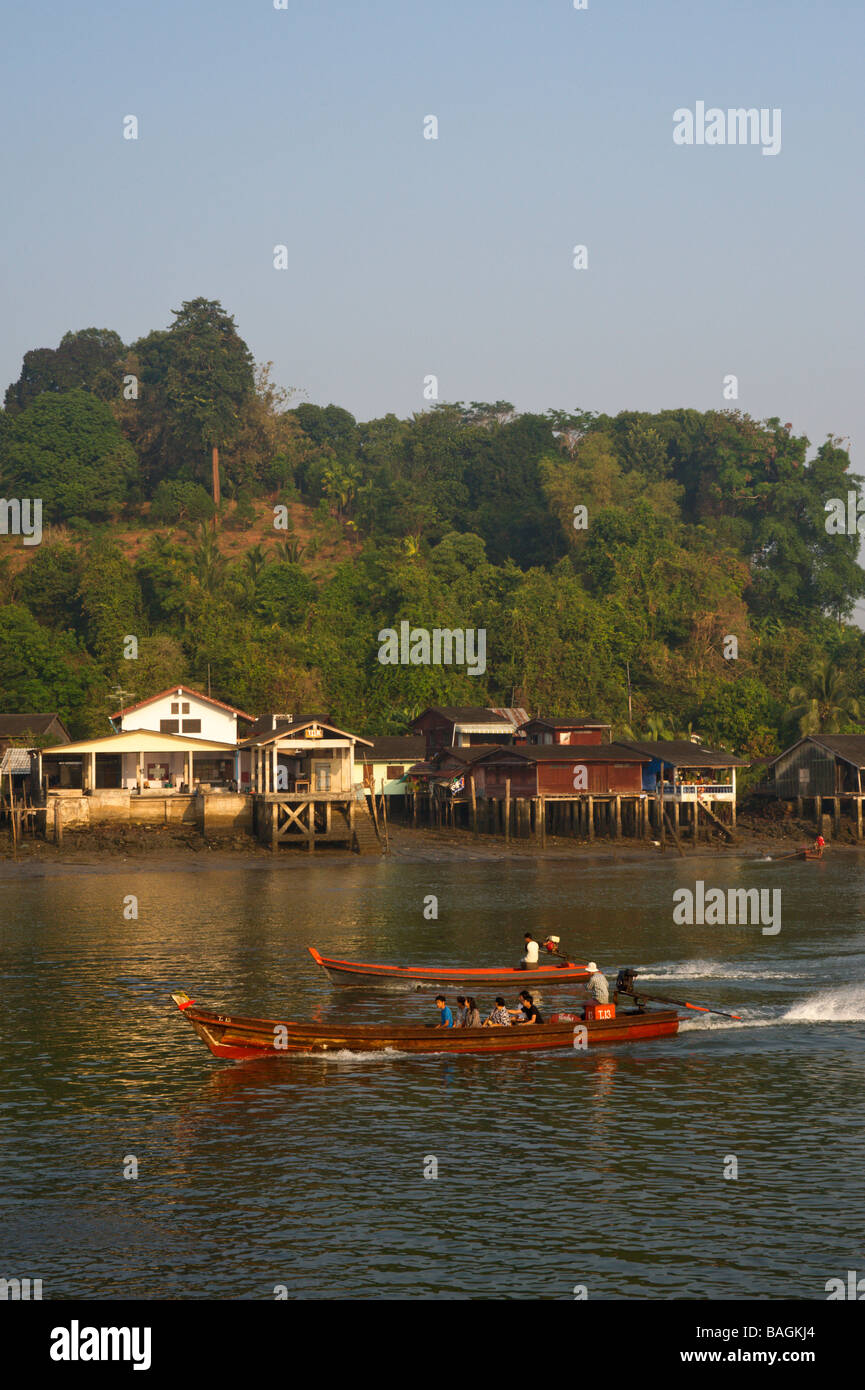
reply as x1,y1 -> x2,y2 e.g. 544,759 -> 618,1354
0,604 -> 98,730
4,328 -> 125,412
0,390 -> 137,521
129,298 -> 255,489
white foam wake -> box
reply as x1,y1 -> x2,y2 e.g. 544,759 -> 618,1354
638,959 -> 800,982
679,982 -> 865,1031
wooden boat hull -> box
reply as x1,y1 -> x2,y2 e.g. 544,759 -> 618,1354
171,993 -> 679,1059
307,946 -> 591,988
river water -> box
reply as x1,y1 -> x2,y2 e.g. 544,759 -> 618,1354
2,851 -> 864,1300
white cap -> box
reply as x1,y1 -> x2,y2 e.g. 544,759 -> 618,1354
586,961 -> 598,973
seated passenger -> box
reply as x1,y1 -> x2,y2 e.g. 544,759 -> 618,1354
483,996 -> 513,1027
454,995 -> 468,1027
515,990 -> 543,1024
464,996 -> 481,1028
433,995 -> 454,1028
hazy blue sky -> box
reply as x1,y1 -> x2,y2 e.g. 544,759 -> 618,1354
2,0 -> 863,466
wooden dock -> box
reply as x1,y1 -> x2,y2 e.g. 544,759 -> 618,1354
254,792 -> 382,853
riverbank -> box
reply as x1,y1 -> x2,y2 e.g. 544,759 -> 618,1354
0,807 -> 859,876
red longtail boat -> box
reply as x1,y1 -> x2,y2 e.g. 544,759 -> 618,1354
307,946 -> 591,989
170,992 -> 679,1059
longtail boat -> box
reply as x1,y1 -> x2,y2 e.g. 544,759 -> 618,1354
307,946 -> 591,988
772,847 -> 825,863
171,992 -> 679,1058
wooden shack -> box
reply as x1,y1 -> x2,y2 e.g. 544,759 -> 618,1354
764,735 -> 865,837
411,706 -> 522,757
517,716 -> 612,747
472,743 -> 647,797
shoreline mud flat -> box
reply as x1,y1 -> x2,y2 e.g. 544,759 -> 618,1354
0,814 -> 860,878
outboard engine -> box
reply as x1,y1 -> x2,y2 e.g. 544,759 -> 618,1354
543,936 -> 561,954
615,967 -> 639,997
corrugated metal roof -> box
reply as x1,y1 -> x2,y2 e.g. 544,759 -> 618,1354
488,707 -> 531,726
0,748 -> 32,774
414,706 -> 513,726
619,740 -> 748,767
0,713 -> 70,739
773,735 -> 865,768
472,743 -> 649,764
520,715 -> 611,729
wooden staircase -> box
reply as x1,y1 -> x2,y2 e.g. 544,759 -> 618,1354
351,794 -> 382,854
697,796 -> 736,842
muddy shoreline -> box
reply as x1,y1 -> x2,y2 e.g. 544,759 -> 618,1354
0,812 -> 859,878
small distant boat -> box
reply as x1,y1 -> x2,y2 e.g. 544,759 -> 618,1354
171,992 -> 679,1058
307,946 -> 591,988
773,846 -> 825,863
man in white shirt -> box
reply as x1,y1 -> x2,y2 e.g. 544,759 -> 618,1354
520,933 -> 540,969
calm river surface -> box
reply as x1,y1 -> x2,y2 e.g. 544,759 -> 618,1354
2,851 -> 864,1300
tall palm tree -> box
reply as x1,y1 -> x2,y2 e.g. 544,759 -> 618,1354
788,657 -> 861,735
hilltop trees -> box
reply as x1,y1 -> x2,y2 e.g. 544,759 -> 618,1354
125,298 -> 256,491
4,328 -> 126,412
4,300 -> 865,753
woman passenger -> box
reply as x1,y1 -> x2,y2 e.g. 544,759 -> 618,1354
464,996 -> 481,1028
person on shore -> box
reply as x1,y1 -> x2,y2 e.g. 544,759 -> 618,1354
483,997 -> 512,1026
454,995 -> 468,1027
584,963 -> 609,1004
434,995 -> 453,1028
464,997 -> 481,1028
520,933 -> 540,969
514,990 -> 543,1024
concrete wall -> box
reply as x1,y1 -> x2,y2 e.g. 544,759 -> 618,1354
201,792 -> 252,835
48,790 -> 215,833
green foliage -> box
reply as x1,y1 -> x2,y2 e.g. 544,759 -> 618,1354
0,603 -> 98,729
6,301 -> 865,756
0,390 -> 137,520
150,478 -> 215,527
254,563 -> 315,625
15,543 -> 84,629
4,328 -> 126,412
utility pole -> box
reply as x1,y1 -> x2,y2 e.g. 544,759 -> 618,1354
626,662 -> 633,729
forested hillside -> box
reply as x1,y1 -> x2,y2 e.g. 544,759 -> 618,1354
2,297 -> 864,755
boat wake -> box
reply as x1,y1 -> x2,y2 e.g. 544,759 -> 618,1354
299,1047 -> 409,1063
638,959 -> 801,982
679,983 -> 865,1032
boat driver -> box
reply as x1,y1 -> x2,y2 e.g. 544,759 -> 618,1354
520,933 -> 540,969
584,962 -> 609,1004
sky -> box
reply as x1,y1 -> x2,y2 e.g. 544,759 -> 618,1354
2,0 -> 863,462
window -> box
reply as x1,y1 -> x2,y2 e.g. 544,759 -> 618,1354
160,719 -> 179,733
182,702 -> 190,714
386,765 -> 405,780
170,703 -> 180,714
314,764 -> 331,792
182,719 -> 201,733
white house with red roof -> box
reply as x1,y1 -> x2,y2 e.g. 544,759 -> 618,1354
109,685 -> 255,744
